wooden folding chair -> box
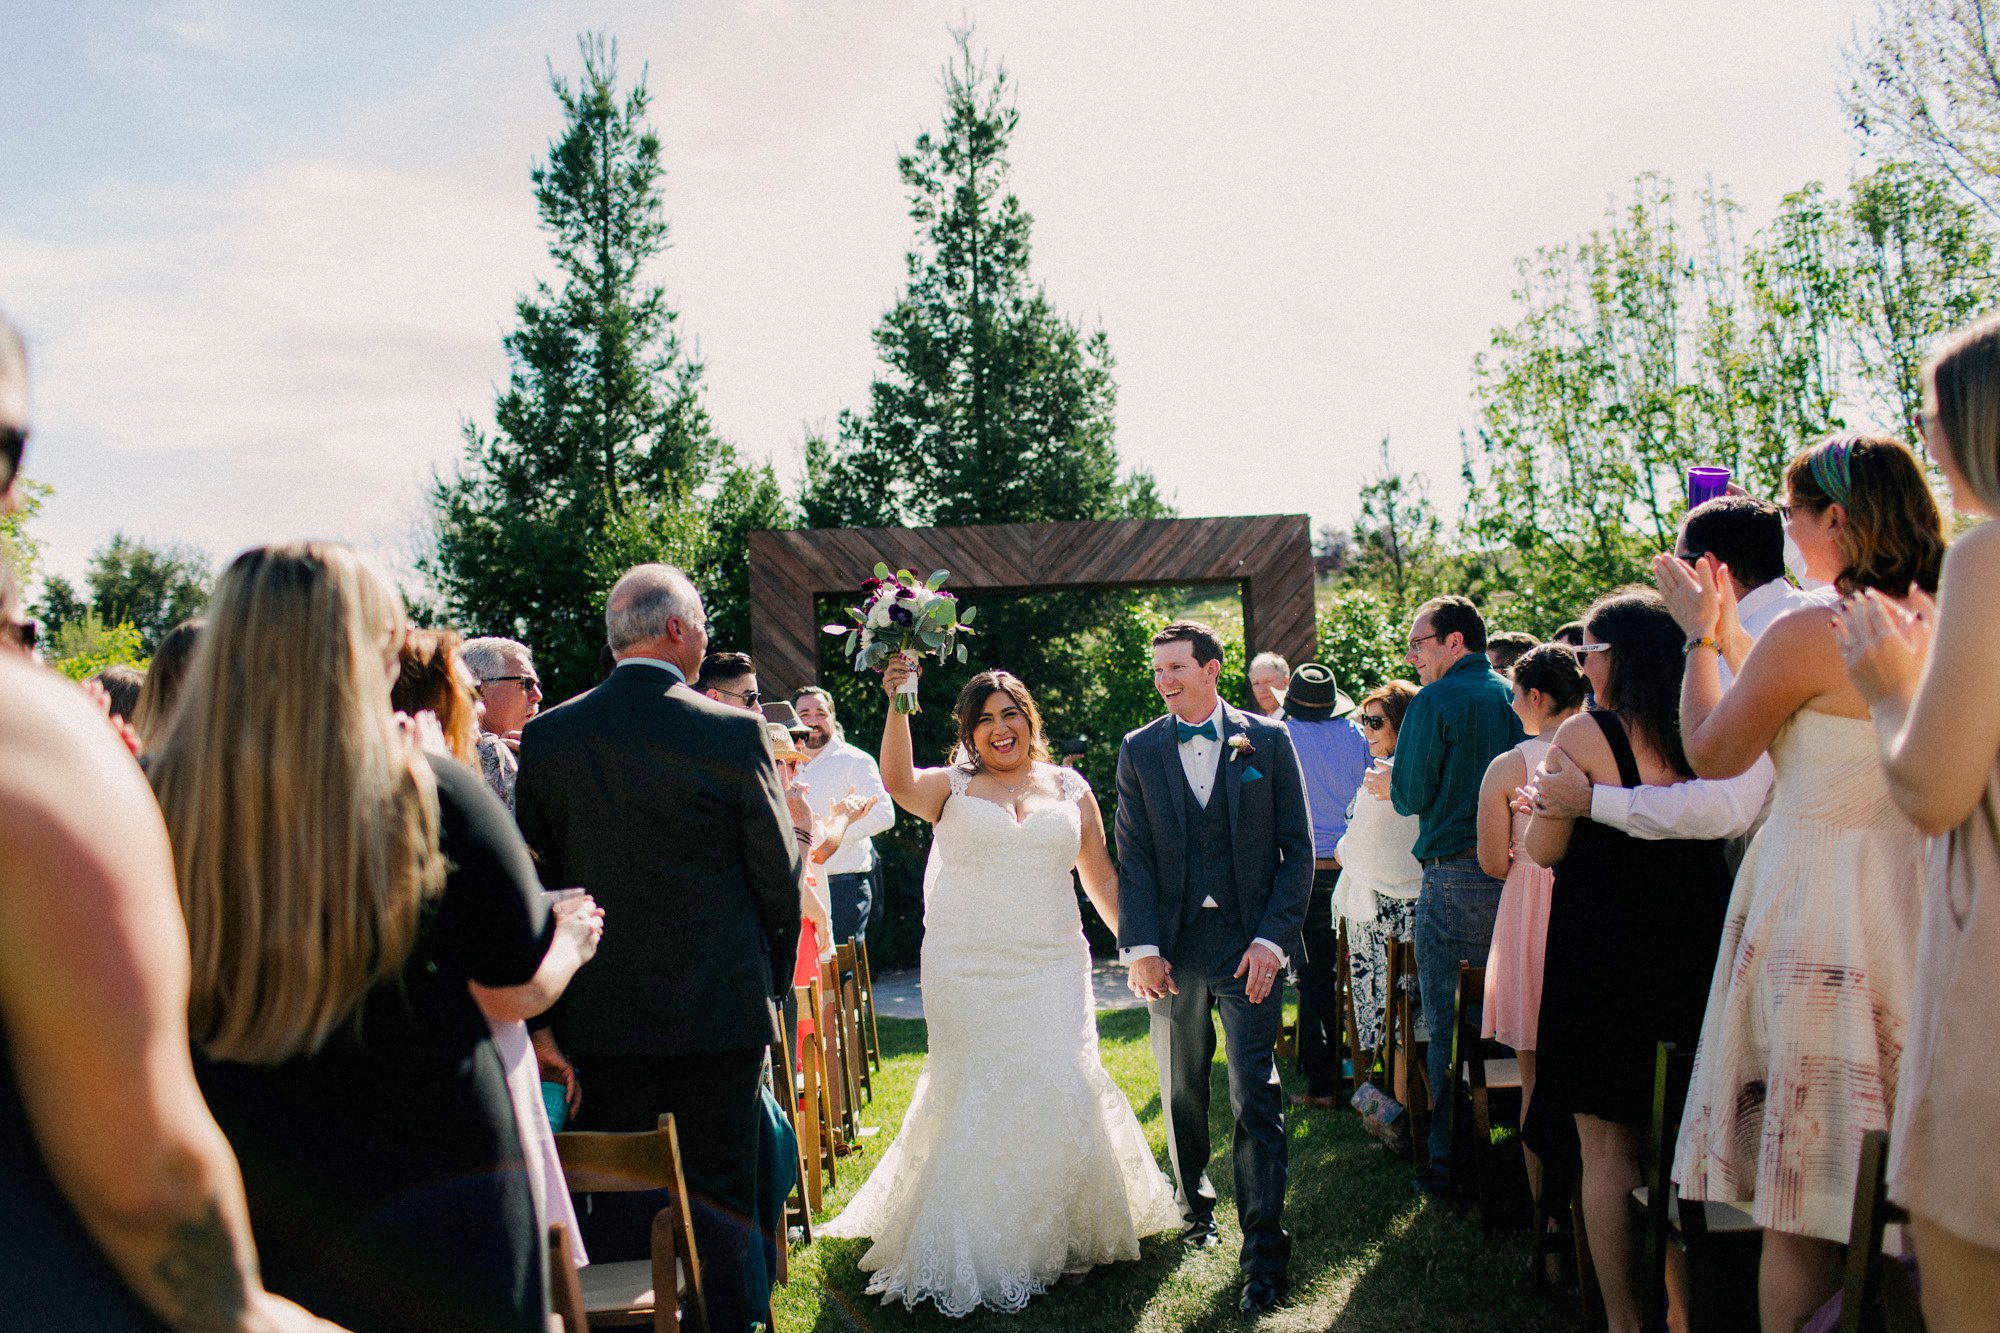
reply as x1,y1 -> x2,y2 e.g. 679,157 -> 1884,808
855,937 -> 884,1074
775,1021 -> 811,1258
792,982 -> 836,1207
1627,1042 -> 1759,1333
1444,962 -> 1523,1230
553,1115 -> 708,1333
1837,1130 -> 1924,1333
835,941 -> 873,1103
549,1223 -> 587,1333
1381,938 -> 1426,1161
819,958 -> 863,1144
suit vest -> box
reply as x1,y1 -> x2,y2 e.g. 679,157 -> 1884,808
1177,765 -> 1244,930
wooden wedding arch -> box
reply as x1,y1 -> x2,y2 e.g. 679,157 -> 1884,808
745,514 -> 1317,695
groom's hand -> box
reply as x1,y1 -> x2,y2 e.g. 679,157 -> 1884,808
1234,942 -> 1283,1004
1128,955 -> 1177,1000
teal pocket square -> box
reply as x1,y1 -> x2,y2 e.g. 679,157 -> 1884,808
1243,766 -> 1264,782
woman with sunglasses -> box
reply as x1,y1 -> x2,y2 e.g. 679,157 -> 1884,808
1663,434 -> 1945,1332
1331,681 -> 1422,1066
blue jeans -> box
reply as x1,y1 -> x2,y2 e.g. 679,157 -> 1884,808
1415,855 -> 1505,1176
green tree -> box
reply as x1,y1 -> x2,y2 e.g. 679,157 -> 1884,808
427,35 -> 787,699
800,29 -> 1163,529
0,478 -> 51,586
45,612 -> 147,682
1348,438 -> 1443,600
1845,0 -> 2000,221
33,573 -> 88,635
83,533 -> 209,654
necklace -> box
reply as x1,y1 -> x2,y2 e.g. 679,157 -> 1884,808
985,762 -> 1038,796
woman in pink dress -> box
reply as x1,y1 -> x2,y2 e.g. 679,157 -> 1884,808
1477,642 -> 1589,1199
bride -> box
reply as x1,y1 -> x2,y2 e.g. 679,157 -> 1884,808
820,656 -> 1178,1315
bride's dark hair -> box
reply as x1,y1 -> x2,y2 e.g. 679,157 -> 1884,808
950,670 -> 1053,769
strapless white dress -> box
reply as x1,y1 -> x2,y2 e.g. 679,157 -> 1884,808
821,764 -> 1178,1316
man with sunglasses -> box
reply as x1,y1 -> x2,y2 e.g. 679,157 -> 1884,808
462,636 -> 543,812
1385,595 -> 1524,1193
695,650 -> 761,714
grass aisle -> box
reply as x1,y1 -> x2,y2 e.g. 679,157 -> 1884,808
776,1010 -> 1583,1332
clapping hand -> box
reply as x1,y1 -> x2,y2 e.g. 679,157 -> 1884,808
831,786 -> 879,823
1361,758 -> 1392,801
1653,551 -> 1725,640
1833,588 -> 1935,707
784,776 -> 815,832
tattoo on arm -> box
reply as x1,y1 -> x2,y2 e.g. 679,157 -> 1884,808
154,1203 -> 250,1333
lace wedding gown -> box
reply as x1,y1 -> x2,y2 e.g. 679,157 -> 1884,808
821,764 -> 1179,1316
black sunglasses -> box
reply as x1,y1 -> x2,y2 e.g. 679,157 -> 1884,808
713,685 -> 762,706
480,674 -> 541,690
1357,713 -> 1388,731
0,425 -> 25,490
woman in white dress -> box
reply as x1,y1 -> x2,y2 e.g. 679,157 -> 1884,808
821,659 -> 1179,1316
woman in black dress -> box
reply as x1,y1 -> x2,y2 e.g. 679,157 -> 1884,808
1524,590 -> 1732,1333
146,542 -> 603,1333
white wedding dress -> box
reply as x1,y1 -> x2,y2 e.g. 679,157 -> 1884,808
821,764 -> 1179,1316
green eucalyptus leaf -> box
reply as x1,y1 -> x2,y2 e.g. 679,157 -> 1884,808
960,605 -> 977,624
873,562 -> 891,581
956,642 -> 969,663
926,569 -> 949,590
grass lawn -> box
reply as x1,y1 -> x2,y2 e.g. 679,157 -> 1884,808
774,1009 -> 1584,1332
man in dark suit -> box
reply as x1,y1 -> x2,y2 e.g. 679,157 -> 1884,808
515,563 -> 802,1333
1116,621 -> 1314,1316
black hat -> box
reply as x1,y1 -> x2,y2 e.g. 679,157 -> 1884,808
1280,662 -> 1355,719
762,700 -> 813,738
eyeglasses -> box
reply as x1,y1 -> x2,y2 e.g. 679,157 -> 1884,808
1406,632 -> 1439,651
1357,713 -> 1389,731
480,675 -> 541,691
713,686 -> 762,706
0,425 -> 25,490
1572,642 -> 1611,654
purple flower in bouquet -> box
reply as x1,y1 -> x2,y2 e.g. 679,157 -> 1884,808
821,563 -> 978,714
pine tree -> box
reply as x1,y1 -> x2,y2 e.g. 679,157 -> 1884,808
801,28 -> 1163,529
428,35 -> 785,698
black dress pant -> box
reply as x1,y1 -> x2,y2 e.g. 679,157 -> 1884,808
1150,907 -> 1291,1277
570,1048 -> 766,1333
1295,869 -> 1343,1096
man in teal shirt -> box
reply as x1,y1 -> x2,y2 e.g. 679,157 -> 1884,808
1385,594 -> 1524,1188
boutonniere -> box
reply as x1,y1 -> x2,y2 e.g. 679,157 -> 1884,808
1226,734 -> 1255,763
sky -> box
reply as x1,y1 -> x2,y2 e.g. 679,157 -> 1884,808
3,0 -> 1883,592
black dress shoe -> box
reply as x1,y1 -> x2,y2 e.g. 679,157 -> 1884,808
1180,1219 -> 1221,1250
1238,1274 -> 1288,1315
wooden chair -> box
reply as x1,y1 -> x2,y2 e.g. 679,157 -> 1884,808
774,1020 -> 811,1259
553,1115 -> 708,1333
1837,1130 -> 1924,1333
815,960 -> 858,1149
854,937 -> 884,1074
1628,1042 -> 1760,1333
834,941 -> 873,1103
792,982 -> 837,1207
549,1223 -> 588,1332
1444,962 -> 1523,1231
1381,938 -> 1426,1161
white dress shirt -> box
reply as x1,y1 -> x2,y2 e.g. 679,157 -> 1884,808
799,737 -> 896,875
1122,699 -> 1288,967
1586,577 -> 1821,840
613,655 -> 687,683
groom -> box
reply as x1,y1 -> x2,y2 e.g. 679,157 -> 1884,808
1116,621 -> 1314,1316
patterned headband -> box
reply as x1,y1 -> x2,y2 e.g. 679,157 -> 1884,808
1807,437 -> 1855,506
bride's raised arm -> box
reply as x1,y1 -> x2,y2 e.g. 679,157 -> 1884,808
1074,786 -> 1119,934
880,653 -> 952,823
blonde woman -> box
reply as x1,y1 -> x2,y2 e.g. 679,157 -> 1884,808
150,543 -> 602,1333
1836,315 -> 2000,1331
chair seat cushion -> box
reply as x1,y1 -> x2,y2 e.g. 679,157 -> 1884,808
578,1258 -> 687,1314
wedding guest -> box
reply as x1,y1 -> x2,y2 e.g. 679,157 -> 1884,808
154,542 -> 597,1333
1836,315 -> 2000,1331
89,663 -> 145,723
1248,651 -> 1291,716
1523,492 -> 1820,847
1332,681 -> 1423,1065
1524,590 -> 1732,1333
1,311 -> 339,1332
1389,594 -> 1525,1188
695,650 -> 761,711
1278,663 -> 1369,1108
392,627 -> 480,764
1484,630 -> 1540,674
795,685 -> 896,943
514,563 -> 801,1333
131,616 -> 204,746
462,636 -> 541,812
1662,434 -> 1947,1330
1476,643 -> 1587,1202
1552,622 -> 1586,648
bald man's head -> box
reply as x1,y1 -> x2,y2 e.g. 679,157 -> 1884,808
604,563 -> 708,677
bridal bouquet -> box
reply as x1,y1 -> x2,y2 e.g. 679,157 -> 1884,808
823,564 -> 976,714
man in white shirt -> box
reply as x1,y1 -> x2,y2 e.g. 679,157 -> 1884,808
793,686 -> 895,942
1531,496 -> 1820,840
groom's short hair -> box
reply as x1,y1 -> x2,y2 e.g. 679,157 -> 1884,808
1152,620 -> 1225,668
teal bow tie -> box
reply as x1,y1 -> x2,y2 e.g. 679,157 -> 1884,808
1176,719 -> 1218,745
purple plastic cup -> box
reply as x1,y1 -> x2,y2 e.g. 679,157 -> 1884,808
1687,466 -> 1731,508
